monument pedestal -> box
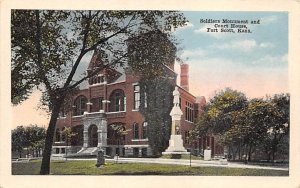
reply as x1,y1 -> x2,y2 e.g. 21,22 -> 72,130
162,135 -> 190,155
204,149 -> 211,161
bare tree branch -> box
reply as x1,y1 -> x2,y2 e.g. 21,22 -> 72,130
63,13 -> 137,90
69,53 -> 128,89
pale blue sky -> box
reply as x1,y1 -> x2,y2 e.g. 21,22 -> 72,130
173,11 -> 288,100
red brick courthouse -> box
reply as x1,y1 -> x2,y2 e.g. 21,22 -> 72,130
53,32 -> 223,157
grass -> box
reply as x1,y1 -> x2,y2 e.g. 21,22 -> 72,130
12,160 -> 288,176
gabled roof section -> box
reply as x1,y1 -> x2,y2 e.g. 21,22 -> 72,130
87,50 -> 106,71
87,50 -> 124,84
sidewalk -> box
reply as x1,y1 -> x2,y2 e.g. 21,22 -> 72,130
110,158 -> 289,171
55,156 -> 288,171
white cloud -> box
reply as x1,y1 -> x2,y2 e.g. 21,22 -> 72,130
179,48 -> 207,60
182,22 -> 194,29
261,15 -> 278,24
209,40 -> 274,52
252,54 -> 288,65
214,39 -> 257,52
193,24 -> 229,39
194,24 -> 210,33
259,42 -> 275,48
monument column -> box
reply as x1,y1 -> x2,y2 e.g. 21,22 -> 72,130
162,87 -> 189,155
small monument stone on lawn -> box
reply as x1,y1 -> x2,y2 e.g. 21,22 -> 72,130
96,149 -> 105,167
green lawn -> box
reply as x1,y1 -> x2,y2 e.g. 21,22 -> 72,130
12,160 -> 288,176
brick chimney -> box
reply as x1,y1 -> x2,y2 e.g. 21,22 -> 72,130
180,64 -> 189,91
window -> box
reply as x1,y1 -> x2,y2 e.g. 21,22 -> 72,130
90,97 -> 103,112
133,85 -> 140,110
60,107 -> 67,117
185,101 -> 194,122
61,127 -> 66,142
133,148 -> 139,156
109,90 -> 125,112
106,147 -> 112,156
185,131 -> 190,144
179,97 -> 182,108
133,123 -> 139,139
144,91 -> 147,108
142,148 -> 147,156
115,92 -> 122,111
73,96 -> 87,116
91,74 -> 106,85
142,122 -> 148,139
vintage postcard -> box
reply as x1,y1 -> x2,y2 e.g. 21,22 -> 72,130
1,0 -> 300,188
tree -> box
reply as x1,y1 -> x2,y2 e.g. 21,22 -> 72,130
261,94 -> 290,161
110,124 -> 130,157
11,126 -> 26,158
11,125 -> 46,158
225,95 -> 289,162
125,28 -> 178,155
196,88 -> 248,159
11,10 -> 187,174
61,127 -> 77,161
139,77 -> 175,156
192,89 -> 290,162
206,88 -> 248,134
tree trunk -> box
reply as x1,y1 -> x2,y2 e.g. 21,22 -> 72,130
247,144 -> 252,162
40,98 -> 63,175
272,134 -> 279,162
238,142 -> 241,160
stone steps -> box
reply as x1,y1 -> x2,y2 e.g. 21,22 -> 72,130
77,147 -> 98,155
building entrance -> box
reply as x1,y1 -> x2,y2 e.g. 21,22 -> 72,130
88,124 -> 98,147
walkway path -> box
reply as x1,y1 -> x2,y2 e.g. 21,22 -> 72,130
52,156 -> 288,171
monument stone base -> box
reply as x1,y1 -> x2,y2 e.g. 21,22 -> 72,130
204,149 -> 211,161
162,135 -> 190,155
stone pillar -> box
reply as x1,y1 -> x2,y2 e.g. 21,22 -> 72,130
83,125 -> 88,148
97,118 -> 107,147
101,119 -> 107,146
87,102 -> 92,113
97,123 -> 103,148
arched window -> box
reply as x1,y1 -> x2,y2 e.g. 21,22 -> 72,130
109,89 -> 125,112
133,123 -> 139,139
73,95 -> 87,116
142,122 -> 148,139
